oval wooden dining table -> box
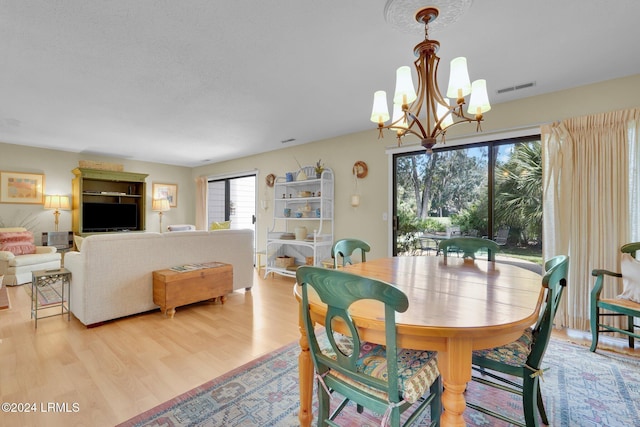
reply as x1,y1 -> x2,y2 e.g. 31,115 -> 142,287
294,256 -> 544,427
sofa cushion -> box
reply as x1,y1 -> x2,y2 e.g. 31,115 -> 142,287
0,231 -> 36,255
9,252 -> 61,267
0,227 -> 28,232
210,221 -> 231,230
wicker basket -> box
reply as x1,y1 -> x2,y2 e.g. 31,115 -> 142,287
275,256 -> 295,268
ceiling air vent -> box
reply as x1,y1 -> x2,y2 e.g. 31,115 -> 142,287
496,81 -> 536,95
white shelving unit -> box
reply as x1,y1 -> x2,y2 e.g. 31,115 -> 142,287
265,167 -> 334,278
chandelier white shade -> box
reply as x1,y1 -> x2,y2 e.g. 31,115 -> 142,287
370,6 -> 490,152
370,91 -> 390,124
468,79 -> 491,115
446,57 -> 471,99
393,66 -> 417,105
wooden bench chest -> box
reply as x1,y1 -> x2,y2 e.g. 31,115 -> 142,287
153,262 -> 233,318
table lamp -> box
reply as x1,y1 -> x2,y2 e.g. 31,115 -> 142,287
152,198 -> 170,232
44,195 -> 71,232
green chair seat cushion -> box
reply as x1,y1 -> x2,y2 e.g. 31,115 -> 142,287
472,328 -> 533,367
320,335 -> 439,404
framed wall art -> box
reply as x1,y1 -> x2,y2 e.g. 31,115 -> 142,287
152,183 -> 178,208
0,171 -> 45,204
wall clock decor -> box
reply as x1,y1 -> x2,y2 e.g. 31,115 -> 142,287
352,161 -> 368,179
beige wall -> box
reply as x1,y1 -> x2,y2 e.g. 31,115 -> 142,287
1,74 -> 638,255
193,74 -> 640,260
0,145 -> 193,243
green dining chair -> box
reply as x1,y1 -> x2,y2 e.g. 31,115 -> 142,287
331,238 -> 371,268
439,237 -> 500,261
590,242 -> 640,352
467,255 -> 569,427
297,266 -> 441,427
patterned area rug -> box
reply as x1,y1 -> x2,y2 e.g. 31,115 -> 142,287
117,338 -> 640,427
0,285 -> 9,310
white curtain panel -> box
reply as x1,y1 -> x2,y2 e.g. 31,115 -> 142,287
541,108 -> 640,331
629,118 -> 640,242
195,175 -> 208,231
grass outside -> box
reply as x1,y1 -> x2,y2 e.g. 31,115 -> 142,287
499,245 -> 543,265
397,234 -> 543,265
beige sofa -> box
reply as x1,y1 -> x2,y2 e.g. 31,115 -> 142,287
0,227 -> 61,287
64,229 -> 254,326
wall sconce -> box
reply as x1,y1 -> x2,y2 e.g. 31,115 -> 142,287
152,198 -> 170,232
351,161 -> 368,208
44,195 -> 71,231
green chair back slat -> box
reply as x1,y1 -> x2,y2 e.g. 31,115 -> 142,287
331,238 -> 371,268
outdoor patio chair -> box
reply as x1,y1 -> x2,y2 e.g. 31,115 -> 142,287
467,255 -> 569,427
590,242 -> 640,352
493,226 -> 510,246
418,234 -> 438,255
331,238 -> 370,268
465,229 -> 479,237
297,266 -> 442,427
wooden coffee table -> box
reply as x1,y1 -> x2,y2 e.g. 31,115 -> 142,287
153,262 -> 233,318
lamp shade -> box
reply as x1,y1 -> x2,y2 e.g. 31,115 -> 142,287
391,104 -> 408,131
467,79 -> 491,115
446,57 -> 471,100
393,66 -> 417,106
44,195 -> 71,210
370,90 -> 390,124
436,99 -> 454,128
152,198 -> 170,212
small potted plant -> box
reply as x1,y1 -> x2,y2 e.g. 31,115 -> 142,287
315,160 -> 325,178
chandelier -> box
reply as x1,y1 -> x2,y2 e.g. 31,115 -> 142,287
370,6 -> 490,152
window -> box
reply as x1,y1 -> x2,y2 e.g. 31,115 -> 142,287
393,136 -> 542,262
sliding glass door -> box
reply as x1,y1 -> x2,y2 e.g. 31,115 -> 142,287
207,174 -> 256,241
393,136 -> 542,262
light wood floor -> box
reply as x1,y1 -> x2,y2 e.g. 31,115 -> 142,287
0,270 -> 301,427
0,269 -> 637,427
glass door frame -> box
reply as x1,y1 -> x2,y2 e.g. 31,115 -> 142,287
389,134 -> 541,256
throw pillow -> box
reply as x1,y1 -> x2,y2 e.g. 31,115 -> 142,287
74,235 -> 85,251
618,253 -> 640,303
167,224 -> 195,232
210,221 -> 231,230
0,231 -> 36,255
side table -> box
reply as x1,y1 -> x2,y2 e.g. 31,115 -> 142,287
31,268 -> 71,328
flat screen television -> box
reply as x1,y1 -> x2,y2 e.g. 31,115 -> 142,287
82,202 -> 138,232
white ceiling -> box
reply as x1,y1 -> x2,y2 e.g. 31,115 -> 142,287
1,1 -> 639,167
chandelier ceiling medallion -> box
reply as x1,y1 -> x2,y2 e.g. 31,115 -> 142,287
370,3 -> 490,152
